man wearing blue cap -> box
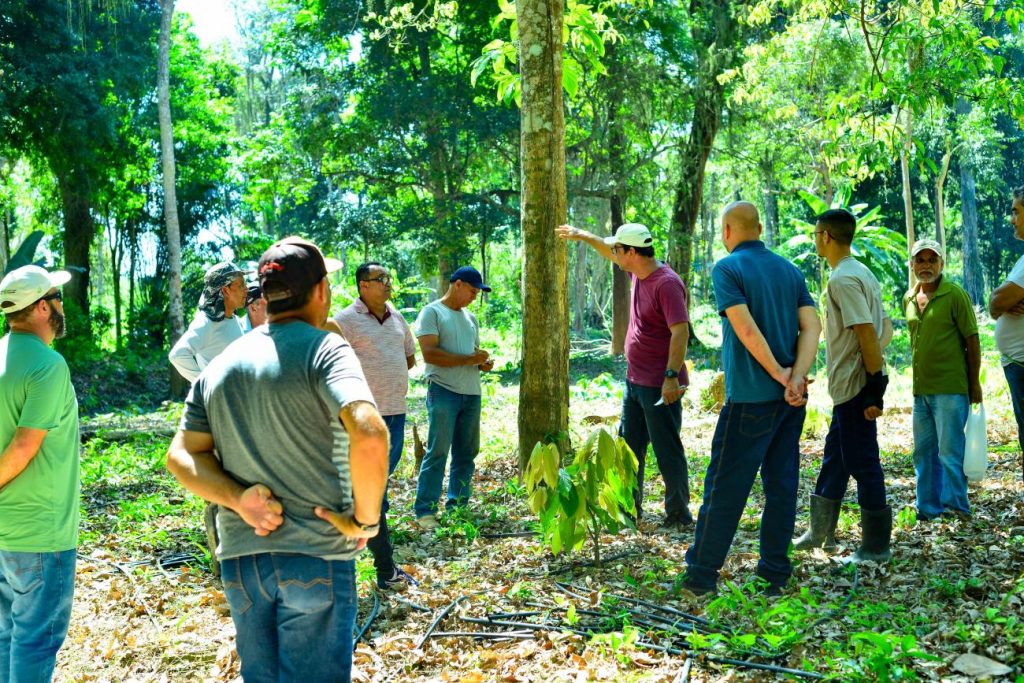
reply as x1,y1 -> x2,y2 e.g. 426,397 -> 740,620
413,266 -> 494,529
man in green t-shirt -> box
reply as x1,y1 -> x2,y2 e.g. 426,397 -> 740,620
0,265 -> 79,681
905,240 -> 981,522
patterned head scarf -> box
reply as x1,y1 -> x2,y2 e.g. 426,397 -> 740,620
198,262 -> 246,321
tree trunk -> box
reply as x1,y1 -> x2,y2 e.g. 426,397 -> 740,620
667,1 -> 738,286
900,109 -> 916,289
56,169 -> 93,316
935,139 -> 952,252
572,241 -> 587,335
516,0 -> 569,470
761,160 -> 778,248
955,99 -> 983,304
609,194 -> 629,355
159,0 -> 188,397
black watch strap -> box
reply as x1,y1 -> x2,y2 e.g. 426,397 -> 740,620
352,514 -> 380,532
664,369 -> 679,379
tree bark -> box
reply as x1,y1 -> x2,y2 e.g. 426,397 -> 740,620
56,169 -> 93,316
955,99 -> 983,304
935,138 -> 952,253
667,0 -> 738,286
609,194 -> 629,355
761,160 -> 778,248
900,109 -> 916,289
516,0 -> 569,470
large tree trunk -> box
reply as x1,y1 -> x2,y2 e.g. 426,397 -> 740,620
667,1 -> 738,285
934,138 -> 952,252
516,0 -> 569,470
609,194 -> 629,355
900,109 -> 916,289
56,169 -> 93,316
955,99 -> 983,304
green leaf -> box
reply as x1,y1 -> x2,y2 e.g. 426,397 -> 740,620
563,58 -> 581,101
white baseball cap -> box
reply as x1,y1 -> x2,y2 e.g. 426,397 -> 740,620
603,223 -> 654,248
0,265 -> 72,314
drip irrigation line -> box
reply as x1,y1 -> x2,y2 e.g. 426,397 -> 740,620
480,531 -> 536,539
391,595 -> 432,613
674,657 -> 692,683
555,582 -> 714,629
354,590 -> 381,649
806,564 -> 860,632
155,553 -> 203,580
76,554 -> 160,631
430,631 -> 536,641
549,550 -> 636,575
417,593 -> 477,649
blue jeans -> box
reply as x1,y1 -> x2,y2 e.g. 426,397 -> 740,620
221,554 -> 357,683
813,391 -> 887,510
684,400 -> 804,590
1003,363 -> 1024,482
0,549 -> 76,683
414,384 -> 481,518
913,394 -> 971,518
619,381 -> 692,521
368,414 -> 406,577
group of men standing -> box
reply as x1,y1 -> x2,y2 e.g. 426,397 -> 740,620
4,184 -> 1024,680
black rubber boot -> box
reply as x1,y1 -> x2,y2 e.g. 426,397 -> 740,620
792,494 -> 841,551
850,505 -> 892,563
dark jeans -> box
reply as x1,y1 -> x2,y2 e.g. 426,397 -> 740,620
414,384 -> 481,517
221,554 -> 356,683
1004,362 -> 1024,482
813,391 -> 887,510
367,414 -> 406,579
619,381 -> 692,521
684,399 -> 805,590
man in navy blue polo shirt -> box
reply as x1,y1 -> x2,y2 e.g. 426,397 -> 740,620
682,201 -> 821,596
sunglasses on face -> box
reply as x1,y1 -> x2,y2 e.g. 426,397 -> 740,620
40,291 -> 62,303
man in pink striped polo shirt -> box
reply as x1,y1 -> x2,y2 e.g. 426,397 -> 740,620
334,262 -> 418,589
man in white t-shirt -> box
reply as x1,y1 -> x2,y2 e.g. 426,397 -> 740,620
989,185 -> 1024,483
169,262 -> 247,382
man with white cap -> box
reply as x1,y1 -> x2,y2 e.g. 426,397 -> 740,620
166,236 -> 388,682
169,262 -> 248,382
0,265 -> 79,681
905,238 -> 981,522
557,222 -> 693,530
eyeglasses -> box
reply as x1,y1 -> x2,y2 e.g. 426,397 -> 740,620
610,244 -> 625,254
40,291 -> 62,303
362,276 -> 392,286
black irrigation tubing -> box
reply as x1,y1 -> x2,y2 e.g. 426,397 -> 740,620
417,593 -> 477,649
480,530 -> 536,539
430,631 -> 536,641
522,602 -> 708,636
391,595 -> 432,613
805,564 -> 860,632
354,590 -> 381,649
555,581 -> 715,629
76,554 -> 160,630
549,550 -> 637,575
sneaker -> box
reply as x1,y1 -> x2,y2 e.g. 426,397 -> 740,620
679,578 -> 716,597
659,514 -> 695,533
416,514 -> 439,530
377,567 -> 419,590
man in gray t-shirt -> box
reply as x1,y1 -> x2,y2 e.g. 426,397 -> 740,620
413,266 -> 494,528
794,209 -> 894,563
167,237 -> 388,683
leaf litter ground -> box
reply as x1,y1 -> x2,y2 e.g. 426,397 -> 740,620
57,367 -> 1023,682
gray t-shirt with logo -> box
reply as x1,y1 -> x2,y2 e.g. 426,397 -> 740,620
415,300 -> 481,395
181,320 -> 376,561
825,256 -> 889,405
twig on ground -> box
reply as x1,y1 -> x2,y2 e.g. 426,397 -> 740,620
77,554 -> 160,631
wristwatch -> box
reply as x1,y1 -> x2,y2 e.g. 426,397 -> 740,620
664,369 -> 679,379
352,514 -> 380,533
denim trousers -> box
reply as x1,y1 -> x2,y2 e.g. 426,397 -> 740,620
619,381 -> 692,521
368,414 -> 406,578
912,393 -> 971,518
221,554 -> 357,683
0,549 -> 76,683
414,383 -> 481,518
1003,363 -> 1024,481
813,391 -> 888,510
685,400 -> 805,590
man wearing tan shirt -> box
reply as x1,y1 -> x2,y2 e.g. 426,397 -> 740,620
334,262 -> 418,589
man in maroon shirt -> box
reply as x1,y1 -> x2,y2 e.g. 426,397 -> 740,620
557,222 -> 693,529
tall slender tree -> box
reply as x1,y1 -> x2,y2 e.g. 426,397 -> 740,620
158,0 -> 185,345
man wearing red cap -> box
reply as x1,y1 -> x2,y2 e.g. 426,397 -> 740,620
0,265 -> 79,682
166,237 -> 389,682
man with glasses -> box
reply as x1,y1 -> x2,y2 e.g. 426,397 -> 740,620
333,262 -> 418,588
793,208 -> 894,562
905,239 -> 981,522
169,262 -> 248,382
0,265 -> 78,681
989,185 -> 1024,484
413,266 -> 493,530
556,222 -> 694,531
167,237 -> 388,682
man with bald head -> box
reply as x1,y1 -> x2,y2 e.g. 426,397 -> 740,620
682,201 -> 821,596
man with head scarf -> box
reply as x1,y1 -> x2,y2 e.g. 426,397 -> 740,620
169,262 -> 248,383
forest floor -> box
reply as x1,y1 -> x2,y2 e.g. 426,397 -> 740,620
56,351 -> 1024,682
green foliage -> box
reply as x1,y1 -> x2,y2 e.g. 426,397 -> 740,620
843,631 -> 941,682
523,427 -> 637,567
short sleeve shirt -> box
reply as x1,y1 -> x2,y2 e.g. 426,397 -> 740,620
712,240 -> 816,403
825,257 -> 889,404
995,254 -> 1024,366
625,265 -> 691,388
0,332 -> 80,552
904,277 -> 978,396
334,299 -> 415,416
415,301 -> 481,396
169,310 -> 243,382
181,321 -> 376,561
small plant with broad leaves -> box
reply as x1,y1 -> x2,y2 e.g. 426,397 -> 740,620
523,427 -> 638,568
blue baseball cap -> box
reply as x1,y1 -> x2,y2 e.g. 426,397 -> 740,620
449,266 -> 491,292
